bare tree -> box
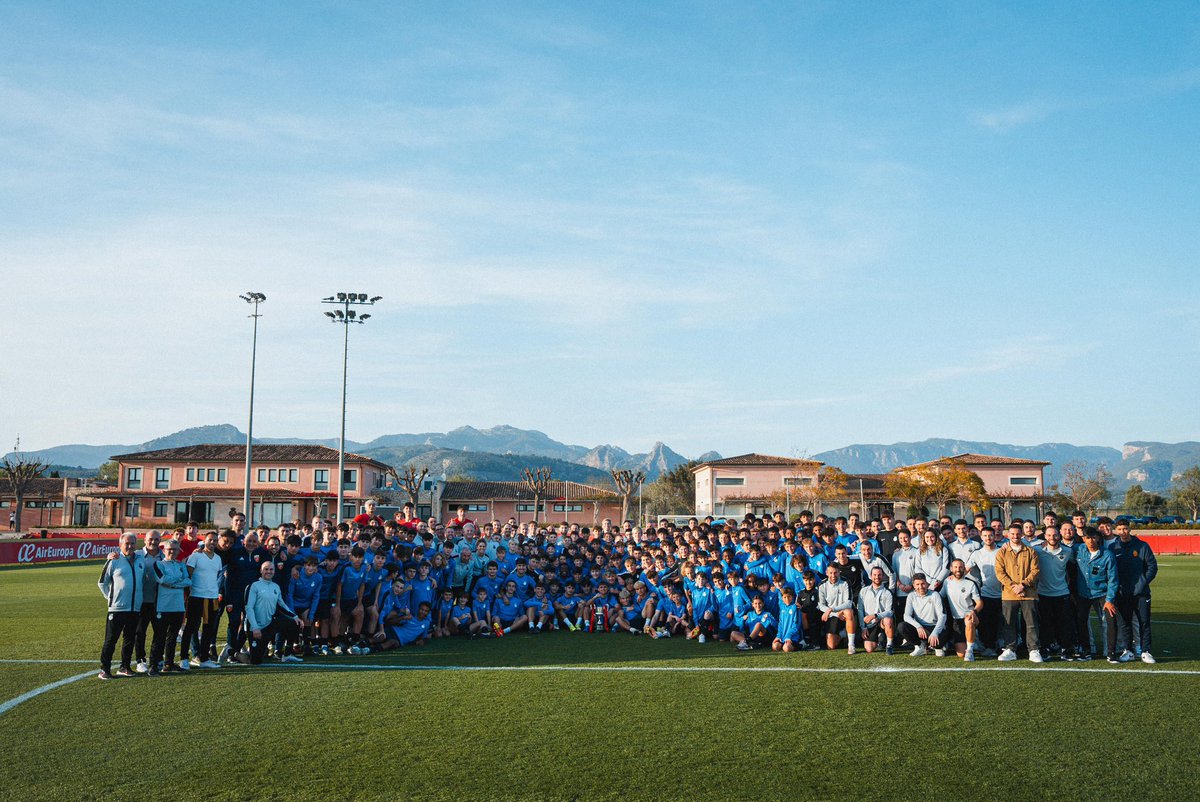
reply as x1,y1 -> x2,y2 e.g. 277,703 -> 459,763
610,469 -> 646,523
521,467 -> 553,525
1052,461 -> 1113,515
1,438 -> 49,532
1170,466 -> 1200,522
386,463 -> 430,508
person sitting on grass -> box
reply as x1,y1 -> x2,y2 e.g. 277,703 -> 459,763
554,583 -> 582,631
941,558 -> 983,662
652,586 -> 690,639
242,561 -> 303,665
771,585 -> 803,652
373,601 -> 433,651
686,570 -> 718,643
490,580 -> 527,637
903,573 -> 947,657
525,584 -> 555,632
731,594 -> 775,651
818,563 -> 858,655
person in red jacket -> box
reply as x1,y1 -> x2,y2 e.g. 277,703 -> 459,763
352,499 -> 385,529
394,502 -> 421,532
449,506 -> 474,528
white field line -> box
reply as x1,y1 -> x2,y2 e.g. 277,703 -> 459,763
0,671 -> 94,716
3,660 -> 1199,677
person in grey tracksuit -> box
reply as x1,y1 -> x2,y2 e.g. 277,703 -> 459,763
97,533 -> 147,677
149,539 -> 192,673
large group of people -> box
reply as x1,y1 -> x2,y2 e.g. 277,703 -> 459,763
96,500 -> 1159,678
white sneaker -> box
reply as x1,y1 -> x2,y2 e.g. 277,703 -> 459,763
199,660 -> 220,669
964,650 -> 975,662
997,648 -> 1017,662
1118,649 -> 1135,663
847,644 -> 856,655
1141,652 -> 1156,664
698,634 -> 706,644
217,646 -> 231,664
1028,650 -> 1044,663
910,645 -> 927,657
135,661 -> 148,674
934,648 -> 946,657
736,641 -> 752,651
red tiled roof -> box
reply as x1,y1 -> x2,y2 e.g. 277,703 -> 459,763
442,480 -> 619,501
81,487 -> 338,500
692,453 -> 823,470
111,444 -> 390,468
908,453 -> 1051,468
0,477 -> 69,499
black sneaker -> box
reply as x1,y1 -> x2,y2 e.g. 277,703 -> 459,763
1076,652 -> 1092,662
885,645 -> 895,656
1107,654 -> 1120,664
162,663 -> 181,673
147,667 -> 161,677
115,667 -> 135,678
97,670 -> 112,680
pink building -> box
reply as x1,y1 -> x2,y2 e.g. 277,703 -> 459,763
81,444 -> 390,528
905,453 -> 1050,521
692,454 -> 823,518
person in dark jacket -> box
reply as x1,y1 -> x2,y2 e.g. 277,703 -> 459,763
1108,521 -> 1158,664
97,533 -> 147,679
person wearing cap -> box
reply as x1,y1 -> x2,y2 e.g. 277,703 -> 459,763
97,533 -> 147,679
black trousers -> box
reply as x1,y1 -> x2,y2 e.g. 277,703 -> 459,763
1038,595 -> 1076,653
1113,594 -> 1152,655
1001,599 -> 1041,652
979,597 -> 1002,650
248,615 -> 300,665
149,611 -> 185,667
134,601 -> 156,662
100,611 -> 139,672
181,597 -> 221,662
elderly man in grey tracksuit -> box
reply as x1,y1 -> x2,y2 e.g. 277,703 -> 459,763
98,533 -> 147,679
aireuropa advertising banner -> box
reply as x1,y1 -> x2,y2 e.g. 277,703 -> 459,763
0,538 -> 121,566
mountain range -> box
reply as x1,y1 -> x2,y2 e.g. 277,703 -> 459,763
9,425 -> 1199,493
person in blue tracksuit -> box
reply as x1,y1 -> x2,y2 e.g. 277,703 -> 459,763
375,601 -> 433,650
287,556 -> 322,652
772,586 -> 802,652
1108,522 -> 1158,663
97,533 -> 147,679
687,571 -> 718,642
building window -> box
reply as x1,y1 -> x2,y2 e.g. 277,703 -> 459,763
126,467 -> 142,490
289,468 -> 298,483
516,503 -> 545,512
1009,477 -> 1038,486
186,468 -> 195,481
464,504 -> 489,512
314,469 -> 329,491
342,503 -> 357,519
154,500 -> 169,518
257,468 -> 266,482
155,467 -> 170,489
218,469 -> 226,482
553,504 -> 584,512
0,501 -> 8,507
422,480 -> 432,491
268,469 -> 278,482
343,469 -> 358,491
714,477 -> 745,486
783,477 -> 812,486
125,498 -> 139,518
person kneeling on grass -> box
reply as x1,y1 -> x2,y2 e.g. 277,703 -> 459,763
373,601 -> 433,651
731,594 -> 775,651
857,566 -> 896,655
818,563 -> 858,655
241,561 -> 304,665
902,573 -> 947,657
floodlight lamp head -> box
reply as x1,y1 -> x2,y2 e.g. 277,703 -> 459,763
346,310 -> 356,319
360,313 -> 371,321
323,296 -> 335,302
337,292 -> 347,301
335,310 -> 345,319
239,294 -> 250,302
324,311 -> 336,319
369,295 -> 382,303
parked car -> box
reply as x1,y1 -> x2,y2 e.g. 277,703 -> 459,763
1159,515 -> 1185,525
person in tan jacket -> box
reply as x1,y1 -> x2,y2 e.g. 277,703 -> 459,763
993,523 -> 1043,663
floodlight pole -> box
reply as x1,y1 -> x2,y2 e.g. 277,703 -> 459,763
322,292 -> 381,525
240,292 -> 266,526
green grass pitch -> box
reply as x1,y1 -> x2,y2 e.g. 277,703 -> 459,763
1,559 -> 1198,801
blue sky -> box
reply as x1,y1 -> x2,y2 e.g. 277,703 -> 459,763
2,2 -> 1197,458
